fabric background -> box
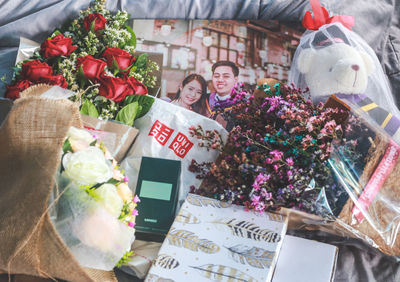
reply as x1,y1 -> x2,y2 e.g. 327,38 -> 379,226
0,0 -> 399,281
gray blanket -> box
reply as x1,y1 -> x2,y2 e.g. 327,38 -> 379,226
0,0 -> 399,281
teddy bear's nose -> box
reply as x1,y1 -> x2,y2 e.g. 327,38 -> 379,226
352,64 -> 360,71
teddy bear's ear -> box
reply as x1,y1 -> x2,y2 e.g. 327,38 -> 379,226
359,51 -> 375,75
297,49 -> 314,74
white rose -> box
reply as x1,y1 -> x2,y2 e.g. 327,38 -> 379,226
67,126 -> 95,151
63,146 -> 113,185
94,183 -> 124,218
117,183 -> 132,202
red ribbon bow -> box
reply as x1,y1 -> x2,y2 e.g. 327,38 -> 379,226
302,0 -> 355,30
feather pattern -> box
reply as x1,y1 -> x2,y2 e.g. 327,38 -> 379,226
226,244 -> 275,269
175,209 -> 200,224
190,264 -> 258,282
266,213 -> 285,223
187,194 -> 231,208
212,218 -> 281,242
167,228 -> 220,254
145,273 -> 175,282
154,254 -> 179,270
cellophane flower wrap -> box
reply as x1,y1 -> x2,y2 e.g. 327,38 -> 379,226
50,126 -> 140,270
285,0 -> 400,256
315,96 -> 400,257
4,0 -> 158,126
189,82 -> 343,214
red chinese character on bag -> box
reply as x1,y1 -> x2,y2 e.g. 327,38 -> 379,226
149,120 -> 174,146
169,132 -> 194,158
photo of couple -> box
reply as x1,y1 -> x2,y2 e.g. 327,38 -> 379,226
132,19 -> 302,130
169,60 -> 239,128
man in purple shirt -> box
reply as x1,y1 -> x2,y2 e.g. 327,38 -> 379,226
207,61 -> 239,128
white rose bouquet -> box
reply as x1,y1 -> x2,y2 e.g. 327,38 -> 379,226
51,126 -> 139,270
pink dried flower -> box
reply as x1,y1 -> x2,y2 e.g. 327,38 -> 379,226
270,150 -> 283,161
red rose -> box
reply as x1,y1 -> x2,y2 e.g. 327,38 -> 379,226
83,13 -> 107,32
40,34 -> 78,58
102,47 -> 135,72
5,80 -> 33,100
127,76 -> 148,95
99,76 -> 132,103
39,74 -> 68,88
77,55 -> 106,81
21,60 -> 53,82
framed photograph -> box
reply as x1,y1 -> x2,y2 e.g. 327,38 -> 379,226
132,19 -> 303,127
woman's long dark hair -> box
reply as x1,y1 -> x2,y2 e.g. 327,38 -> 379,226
173,74 -> 208,116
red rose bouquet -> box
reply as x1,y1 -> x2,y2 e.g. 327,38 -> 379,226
5,0 -> 158,126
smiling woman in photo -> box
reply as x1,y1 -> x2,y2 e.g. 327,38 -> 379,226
171,73 -> 208,116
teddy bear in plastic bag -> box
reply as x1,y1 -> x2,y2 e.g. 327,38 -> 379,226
289,8 -> 400,142
289,0 -> 400,257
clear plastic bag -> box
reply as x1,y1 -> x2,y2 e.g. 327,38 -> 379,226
50,172 -> 136,270
288,22 -> 400,118
315,97 -> 400,256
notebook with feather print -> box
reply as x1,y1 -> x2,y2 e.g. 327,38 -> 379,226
145,193 -> 287,282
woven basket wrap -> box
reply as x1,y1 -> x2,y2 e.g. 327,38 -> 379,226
0,85 -> 117,281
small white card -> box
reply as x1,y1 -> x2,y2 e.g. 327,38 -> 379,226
272,235 -> 338,282
146,194 -> 288,282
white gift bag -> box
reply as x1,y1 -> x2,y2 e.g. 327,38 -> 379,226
121,97 -> 228,207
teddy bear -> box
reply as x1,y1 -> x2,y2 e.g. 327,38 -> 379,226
297,41 -> 374,98
294,23 -> 400,143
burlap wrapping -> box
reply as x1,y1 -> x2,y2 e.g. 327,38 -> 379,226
0,85 -> 117,281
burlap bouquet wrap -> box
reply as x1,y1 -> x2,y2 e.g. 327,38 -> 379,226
0,86 -> 117,281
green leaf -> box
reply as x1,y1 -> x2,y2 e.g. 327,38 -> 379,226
123,94 -> 136,106
135,53 -> 148,69
77,65 -> 87,89
122,94 -> 154,119
50,30 -> 62,39
137,105 -> 143,118
80,99 -> 99,118
125,25 -> 137,49
62,139 -> 73,153
107,178 -> 120,185
112,57 -> 120,71
115,102 -> 139,126
134,95 -> 154,119
90,20 -> 96,33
